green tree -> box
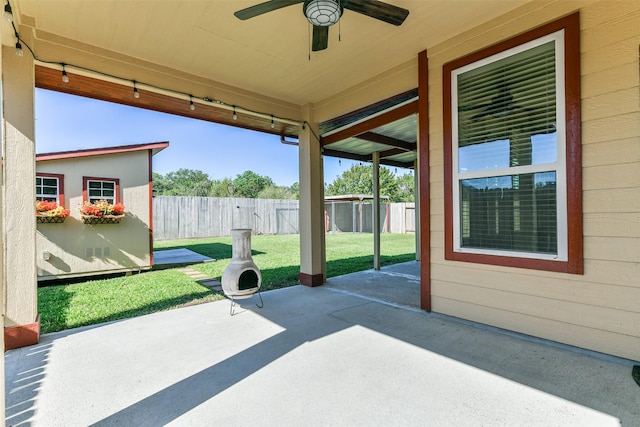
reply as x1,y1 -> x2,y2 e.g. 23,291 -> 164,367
395,172 -> 415,202
233,170 -> 274,198
258,185 -> 297,200
152,172 -> 171,195
161,168 -> 213,196
326,164 -> 401,201
210,178 -> 236,197
289,182 -> 299,200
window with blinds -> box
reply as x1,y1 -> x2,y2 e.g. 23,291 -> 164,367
451,31 -> 567,260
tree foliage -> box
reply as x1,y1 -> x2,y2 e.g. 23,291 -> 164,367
154,169 -> 297,199
395,173 -> 415,202
153,165 -> 412,201
155,168 -> 212,197
233,170 -> 275,198
258,185 -> 297,200
210,177 -> 236,197
325,164 -> 414,202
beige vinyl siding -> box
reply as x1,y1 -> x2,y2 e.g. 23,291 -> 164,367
427,0 -> 640,360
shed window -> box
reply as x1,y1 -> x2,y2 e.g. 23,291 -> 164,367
36,173 -> 65,205
83,177 -> 120,204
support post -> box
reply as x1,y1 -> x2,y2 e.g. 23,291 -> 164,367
373,151 -> 381,270
414,159 -> 420,261
2,42 -> 39,346
418,50 -> 431,311
298,108 -> 325,286
0,25 -> 5,422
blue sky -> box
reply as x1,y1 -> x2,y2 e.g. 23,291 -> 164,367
35,89 -> 364,187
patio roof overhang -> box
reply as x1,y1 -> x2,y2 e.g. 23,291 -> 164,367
320,90 -> 418,169
7,0 -> 532,160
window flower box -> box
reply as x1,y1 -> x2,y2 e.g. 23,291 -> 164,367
80,200 -> 125,225
36,201 -> 70,224
81,214 -> 125,224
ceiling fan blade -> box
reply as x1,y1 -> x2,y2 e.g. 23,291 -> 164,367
312,26 -> 329,51
234,0 -> 302,20
343,0 -> 409,26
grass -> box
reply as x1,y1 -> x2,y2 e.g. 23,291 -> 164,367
38,233 -> 416,334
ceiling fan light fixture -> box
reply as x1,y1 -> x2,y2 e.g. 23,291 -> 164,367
304,0 -> 342,27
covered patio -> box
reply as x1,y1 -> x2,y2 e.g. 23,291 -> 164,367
5,263 -> 638,425
2,0 -> 639,422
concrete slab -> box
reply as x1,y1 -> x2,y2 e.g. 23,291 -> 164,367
5,264 -> 639,426
153,248 -> 214,268
324,260 -> 421,310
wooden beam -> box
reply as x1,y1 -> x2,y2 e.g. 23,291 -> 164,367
356,132 -> 415,151
35,65 -> 300,138
319,88 -> 418,134
322,149 -> 413,169
321,100 -> 418,146
379,148 -> 407,158
322,149 -> 370,162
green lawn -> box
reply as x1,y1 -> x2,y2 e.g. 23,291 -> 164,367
38,233 -> 416,334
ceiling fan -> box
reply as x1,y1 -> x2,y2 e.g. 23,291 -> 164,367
234,0 -> 410,52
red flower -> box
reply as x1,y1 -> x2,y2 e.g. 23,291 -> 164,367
36,200 -> 58,212
80,202 -> 103,216
112,203 -> 125,215
80,200 -> 125,217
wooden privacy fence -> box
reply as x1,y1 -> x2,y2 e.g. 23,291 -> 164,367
389,202 -> 416,233
153,196 -> 415,240
153,196 -> 299,240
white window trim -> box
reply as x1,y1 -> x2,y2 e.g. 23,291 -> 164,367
36,175 -> 61,204
450,31 -> 568,262
87,179 -> 117,204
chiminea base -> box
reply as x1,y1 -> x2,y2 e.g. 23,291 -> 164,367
229,290 -> 264,316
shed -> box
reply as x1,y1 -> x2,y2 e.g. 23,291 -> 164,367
35,141 -> 168,280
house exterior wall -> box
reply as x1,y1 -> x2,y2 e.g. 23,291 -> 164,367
426,0 -> 640,361
36,150 -> 152,279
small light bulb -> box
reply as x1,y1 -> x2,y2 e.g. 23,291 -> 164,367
4,3 -> 13,23
189,97 -> 195,111
271,115 -> 275,129
15,41 -> 23,57
133,81 -> 140,99
232,107 -> 237,120
62,69 -> 69,83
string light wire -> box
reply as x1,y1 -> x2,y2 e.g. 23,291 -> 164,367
3,1 -> 306,134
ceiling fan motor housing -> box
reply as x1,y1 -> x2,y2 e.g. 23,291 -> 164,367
304,0 -> 343,26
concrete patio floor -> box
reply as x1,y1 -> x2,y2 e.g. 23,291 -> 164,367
5,262 -> 639,426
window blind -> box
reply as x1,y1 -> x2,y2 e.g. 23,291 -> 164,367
457,40 -> 557,164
